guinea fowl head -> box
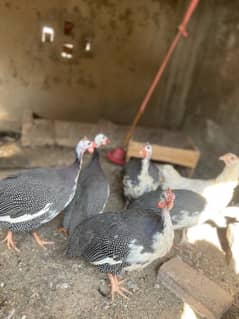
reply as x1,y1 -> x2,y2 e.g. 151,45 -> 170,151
94,133 -> 110,148
75,137 -> 94,159
219,153 -> 239,167
139,143 -> 152,160
157,189 -> 175,210
218,153 -> 239,182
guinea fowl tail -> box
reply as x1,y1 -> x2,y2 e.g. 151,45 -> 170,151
65,226 -> 88,257
65,231 -> 79,257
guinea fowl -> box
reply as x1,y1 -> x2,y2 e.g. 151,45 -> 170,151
62,133 -> 110,235
128,188 -> 208,241
0,138 -> 94,251
66,189 -> 175,300
123,143 -> 162,205
159,153 -> 239,211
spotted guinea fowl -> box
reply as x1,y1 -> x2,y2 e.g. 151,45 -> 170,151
123,143 -> 162,206
0,138 -> 94,251
158,153 -> 239,211
128,188 -> 207,241
66,189 -> 175,300
62,133 -> 110,235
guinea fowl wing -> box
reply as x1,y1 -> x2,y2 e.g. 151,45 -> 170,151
64,150 -> 109,233
67,214 -> 131,270
67,209 -> 165,273
129,189 -> 207,229
0,168 -> 75,219
123,159 -> 141,185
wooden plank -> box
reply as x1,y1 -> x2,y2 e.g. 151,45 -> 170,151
127,139 -> 200,168
158,257 -> 233,319
226,221 -> 239,274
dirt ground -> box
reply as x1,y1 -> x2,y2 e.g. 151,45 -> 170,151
0,123 -> 239,319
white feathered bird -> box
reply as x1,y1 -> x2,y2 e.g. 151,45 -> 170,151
158,153 -> 239,213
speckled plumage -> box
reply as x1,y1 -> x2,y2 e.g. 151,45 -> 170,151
0,163 -> 81,232
67,206 -> 173,275
128,189 -> 207,229
63,148 -> 110,234
123,158 -> 161,201
0,139 -> 93,236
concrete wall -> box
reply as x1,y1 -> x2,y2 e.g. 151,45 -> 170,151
184,0 -> 239,136
0,0 -> 238,131
0,0 -> 180,126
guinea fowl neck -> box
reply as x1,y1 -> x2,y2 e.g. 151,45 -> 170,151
75,149 -> 86,169
215,162 -> 239,186
92,148 -> 100,160
87,148 -> 100,168
141,157 -> 150,174
160,207 -> 173,229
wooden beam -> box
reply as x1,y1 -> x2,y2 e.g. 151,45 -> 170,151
158,257 -> 233,319
127,139 -> 200,169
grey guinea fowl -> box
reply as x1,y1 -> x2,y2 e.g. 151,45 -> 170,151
66,189 -> 175,300
62,133 -> 110,235
128,188 -> 207,242
122,143 -> 162,205
0,138 -> 94,251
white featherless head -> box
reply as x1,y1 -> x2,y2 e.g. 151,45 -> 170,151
140,142 -> 152,159
75,137 -> 94,159
94,133 -> 110,148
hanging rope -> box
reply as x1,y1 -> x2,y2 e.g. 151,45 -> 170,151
123,0 -> 200,147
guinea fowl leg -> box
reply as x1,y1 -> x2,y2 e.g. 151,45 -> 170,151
123,199 -> 130,210
107,274 -> 132,301
32,231 -> 55,249
2,231 -> 20,252
57,227 -> 68,237
180,228 -> 189,244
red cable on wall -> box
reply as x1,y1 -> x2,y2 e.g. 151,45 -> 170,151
108,0 -> 200,165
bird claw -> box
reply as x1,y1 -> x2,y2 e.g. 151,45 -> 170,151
36,240 -> 55,249
2,231 -> 20,252
57,227 -> 68,238
32,232 -> 55,249
108,274 -> 132,301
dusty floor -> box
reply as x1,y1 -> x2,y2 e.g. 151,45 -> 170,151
0,125 -> 239,319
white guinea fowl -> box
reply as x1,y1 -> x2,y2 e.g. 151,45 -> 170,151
159,153 -> 239,213
123,143 -> 162,204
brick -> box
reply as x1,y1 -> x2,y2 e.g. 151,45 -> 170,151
22,119 -> 55,147
54,120 -> 98,147
158,257 -> 233,319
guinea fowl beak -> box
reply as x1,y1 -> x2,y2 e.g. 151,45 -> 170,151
219,155 -> 226,162
139,149 -> 146,158
219,154 -> 230,166
104,137 -> 110,145
88,142 -> 96,154
157,189 -> 175,210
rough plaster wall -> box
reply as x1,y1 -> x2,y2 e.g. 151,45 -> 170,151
184,0 -> 239,134
0,0 -> 185,127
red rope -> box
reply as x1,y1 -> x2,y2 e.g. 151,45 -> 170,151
139,0 -> 199,113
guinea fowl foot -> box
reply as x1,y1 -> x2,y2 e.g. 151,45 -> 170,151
179,228 -> 189,245
123,199 -> 130,210
108,274 -> 132,301
32,231 -> 55,249
57,227 -> 68,238
2,231 -> 20,252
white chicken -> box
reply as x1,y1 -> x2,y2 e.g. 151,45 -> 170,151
158,153 -> 239,216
